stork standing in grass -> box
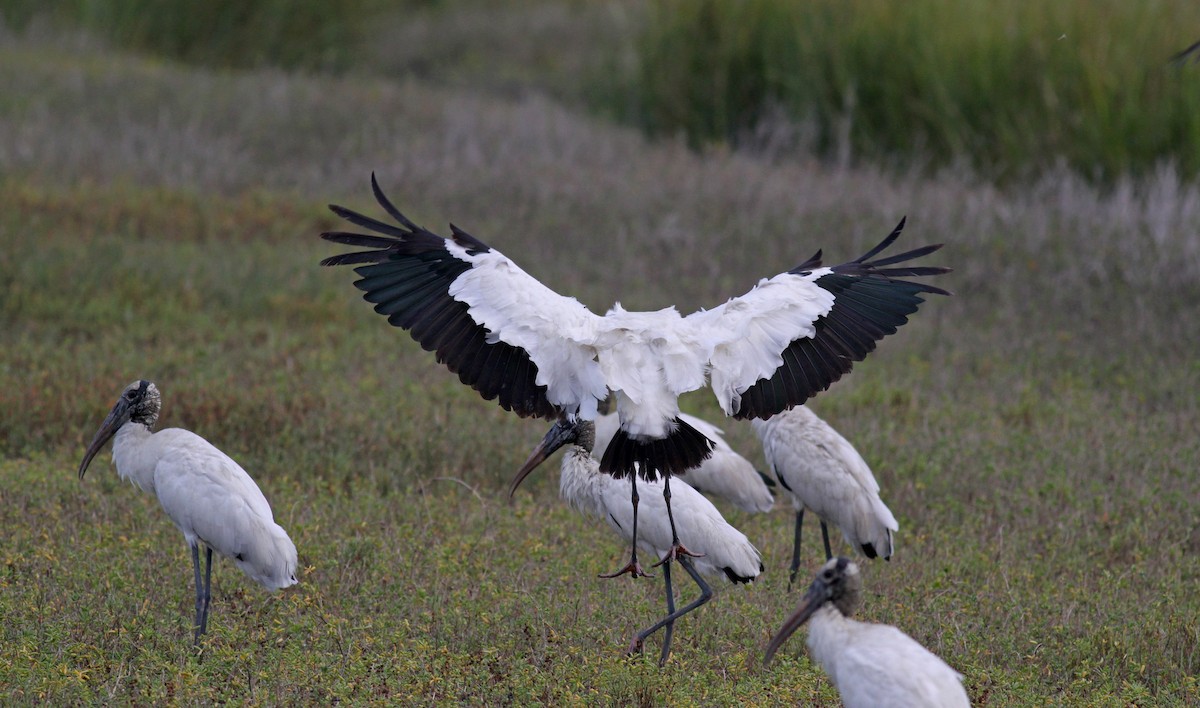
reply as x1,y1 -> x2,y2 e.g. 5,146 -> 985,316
320,174 -> 948,578
511,417 -> 763,665
593,410 -> 775,515
78,380 -> 298,645
764,557 -> 970,707
752,406 -> 898,589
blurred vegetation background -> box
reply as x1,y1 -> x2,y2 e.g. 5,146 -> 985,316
6,0 -> 1200,181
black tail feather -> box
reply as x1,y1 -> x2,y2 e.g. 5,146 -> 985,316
598,417 -> 715,480
722,563 -> 763,584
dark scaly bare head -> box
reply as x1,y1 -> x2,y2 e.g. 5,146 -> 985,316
507,417 -> 595,498
763,557 -> 862,665
78,380 -> 161,479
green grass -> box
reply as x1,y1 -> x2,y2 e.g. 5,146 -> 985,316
2,21 -> 1200,705
610,0 -> 1200,182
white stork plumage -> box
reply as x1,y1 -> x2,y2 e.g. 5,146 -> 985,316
594,411 -> 775,515
77,380 -> 298,645
321,174 -> 949,576
764,558 -> 971,708
752,406 -> 898,589
512,417 -> 763,665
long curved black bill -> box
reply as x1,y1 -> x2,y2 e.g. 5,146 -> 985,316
507,418 -> 577,499
78,398 -> 131,479
763,581 -> 824,666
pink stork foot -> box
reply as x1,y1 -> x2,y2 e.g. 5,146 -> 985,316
652,542 -> 705,568
627,635 -> 646,655
600,559 -> 652,579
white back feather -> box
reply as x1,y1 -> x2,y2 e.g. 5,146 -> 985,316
807,605 -> 970,708
753,407 -> 897,557
558,447 -> 762,582
113,426 -> 298,591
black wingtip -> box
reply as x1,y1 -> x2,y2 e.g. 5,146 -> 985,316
791,249 -> 823,274
852,216 -> 907,265
370,172 -> 422,231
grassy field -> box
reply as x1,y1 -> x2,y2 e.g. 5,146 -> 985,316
2,9 -> 1200,706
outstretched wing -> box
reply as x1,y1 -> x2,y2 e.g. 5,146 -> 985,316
689,218 -> 949,419
321,174 -> 608,419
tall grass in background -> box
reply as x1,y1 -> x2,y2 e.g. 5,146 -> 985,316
0,0 -> 406,71
614,0 -> 1200,181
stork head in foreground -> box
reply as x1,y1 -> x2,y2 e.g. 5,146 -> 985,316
764,557 -> 861,665
509,417 -> 595,497
78,380 -> 161,479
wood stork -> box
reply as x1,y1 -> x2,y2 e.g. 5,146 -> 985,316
512,417 -> 763,665
77,380 -> 298,645
764,558 -> 970,708
320,174 -> 948,577
752,406 -> 898,589
594,411 -> 775,514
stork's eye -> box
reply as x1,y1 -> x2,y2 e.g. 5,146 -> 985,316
124,390 -> 138,401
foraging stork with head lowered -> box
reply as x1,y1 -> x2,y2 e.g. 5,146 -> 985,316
594,410 -> 775,515
512,416 -> 763,665
321,174 -> 948,577
77,380 -> 298,645
752,406 -> 898,589
764,557 -> 971,707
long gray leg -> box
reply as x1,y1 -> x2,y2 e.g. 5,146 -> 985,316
191,544 -> 204,645
601,474 -> 649,578
629,557 -> 713,655
653,474 -> 704,567
820,520 -> 833,561
788,509 -> 805,591
199,546 -> 213,639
